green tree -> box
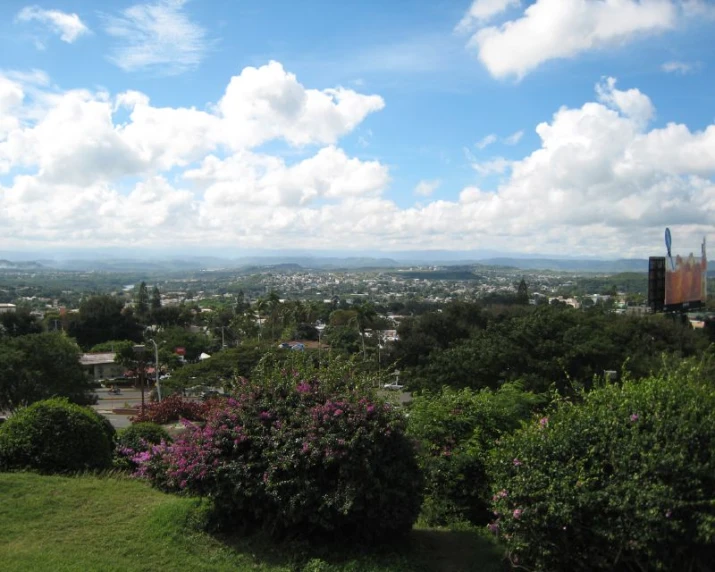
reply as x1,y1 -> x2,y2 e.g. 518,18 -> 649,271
150,286 -> 162,311
135,282 -> 149,317
264,290 -> 281,341
352,302 -> 377,359
0,332 -> 95,412
0,307 -> 43,337
69,295 -> 142,349
516,278 -> 529,305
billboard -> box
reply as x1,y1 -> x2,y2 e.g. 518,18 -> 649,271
664,238 -> 707,311
648,257 -> 666,313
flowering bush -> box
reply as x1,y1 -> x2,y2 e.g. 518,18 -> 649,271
407,383 -> 544,525
137,360 -> 423,542
114,422 -> 172,471
488,364 -> 715,571
131,394 -> 205,424
0,398 -> 113,473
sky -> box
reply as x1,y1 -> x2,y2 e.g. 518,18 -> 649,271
0,0 -> 714,258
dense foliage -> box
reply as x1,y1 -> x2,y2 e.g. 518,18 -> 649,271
395,303 -> 707,393
137,358 -> 423,542
131,394 -> 205,424
163,344 -> 265,393
488,363 -> 715,571
68,295 -> 143,349
407,383 -> 544,525
0,398 -> 114,473
0,332 -> 96,412
115,422 -> 172,471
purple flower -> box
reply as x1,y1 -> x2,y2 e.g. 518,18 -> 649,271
296,382 -> 312,393
259,411 -> 271,421
487,522 -> 499,534
539,417 -> 549,428
513,508 -> 523,519
630,413 -> 639,422
513,458 -> 522,467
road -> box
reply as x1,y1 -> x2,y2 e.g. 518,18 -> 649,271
92,388 -> 147,429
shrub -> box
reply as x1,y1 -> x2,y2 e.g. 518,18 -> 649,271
137,360 -> 423,543
92,410 -> 117,453
488,365 -> 715,571
0,398 -> 113,473
131,394 -> 204,424
115,422 -> 171,471
119,422 -> 172,451
407,383 -> 544,526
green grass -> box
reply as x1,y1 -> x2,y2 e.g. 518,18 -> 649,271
0,472 -> 504,572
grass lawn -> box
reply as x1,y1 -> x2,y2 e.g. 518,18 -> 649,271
0,472 -> 504,572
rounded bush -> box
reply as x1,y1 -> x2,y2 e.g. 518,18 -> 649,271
407,383 -> 544,526
118,422 -> 172,452
488,367 -> 715,571
0,398 -> 113,473
131,394 -> 204,424
115,422 -> 172,471
138,372 -> 423,542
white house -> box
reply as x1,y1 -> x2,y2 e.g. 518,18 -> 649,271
80,353 -> 125,382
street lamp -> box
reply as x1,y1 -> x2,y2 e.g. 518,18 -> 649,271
316,323 -> 325,364
132,344 -> 146,416
149,339 -> 161,402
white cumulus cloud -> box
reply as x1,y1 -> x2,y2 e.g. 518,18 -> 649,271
16,6 -> 89,43
462,0 -> 677,79
0,68 -> 713,256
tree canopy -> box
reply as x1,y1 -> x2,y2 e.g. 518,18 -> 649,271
0,332 -> 95,412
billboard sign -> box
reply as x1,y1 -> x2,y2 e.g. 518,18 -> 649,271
664,238 -> 707,311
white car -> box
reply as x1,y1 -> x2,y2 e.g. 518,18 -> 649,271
383,383 -> 404,390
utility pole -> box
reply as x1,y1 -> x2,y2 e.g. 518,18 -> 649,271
149,339 -> 161,402
133,345 -> 147,415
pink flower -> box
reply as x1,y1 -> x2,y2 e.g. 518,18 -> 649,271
334,409 -> 343,416
539,417 -> 549,428
487,522 -> 499,534
513,458 -> 522,467
665,509 -> 672,518
630,413 -> 639,422
296,382 -> 312,393
513,508 -> 523,519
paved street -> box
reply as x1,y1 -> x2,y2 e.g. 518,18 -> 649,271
92,388 -> 147,429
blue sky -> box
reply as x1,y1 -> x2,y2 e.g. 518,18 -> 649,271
0,0 -> 714,257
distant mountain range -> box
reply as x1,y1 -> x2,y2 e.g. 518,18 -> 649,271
0,259 -> 45,270
478,258 -> 651,273
0,253 -> 660,273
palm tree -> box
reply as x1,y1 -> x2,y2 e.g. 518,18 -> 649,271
352,302 -> 377,360
255,298 -> 268,342
266,290 -> 281,341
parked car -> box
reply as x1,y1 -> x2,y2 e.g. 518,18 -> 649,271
278,342 -> 291,349
291,343 -> 305,351
383,383 -> 404,390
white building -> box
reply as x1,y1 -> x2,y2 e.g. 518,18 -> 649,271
0,303 -> 16,314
